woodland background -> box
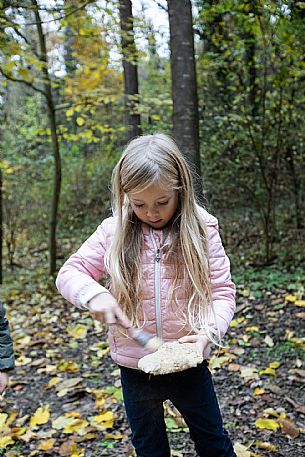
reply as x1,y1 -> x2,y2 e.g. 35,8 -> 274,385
0,1 -> 304,456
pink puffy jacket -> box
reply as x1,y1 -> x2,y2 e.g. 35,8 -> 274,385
56,207 -> 236,369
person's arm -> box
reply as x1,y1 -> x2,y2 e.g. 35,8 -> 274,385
56,219 -> 113,309
0,302 -> 15,394
206,216 -> 236,338
56,218 -> 129,325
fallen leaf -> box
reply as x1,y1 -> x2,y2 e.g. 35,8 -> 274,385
37,438 -> 56,450
277,418 -> 300,438
30,404 -> 50,428
67,324 -> 88,339
285,295 -> 297,303
255,441 -> 277,452
228,363 -> 240,372
171,451 -> 183,457
255,418 -> 280,431
57,360 -> 80,373
90,411 -> 115,429
296,312 -> 305,318
64,418 -> 89,435
0,413 -> 8,428
15,355 -> 32,366
240,366 -> 259,381
0,436 -> 15,449
234,442 -> 251,457
47,377 -> 61,388
254,388 -> 265,396
104,433 -> 124,440
295,300 -> 305,307
264,335 -> 274,347
52,415 -> 75,430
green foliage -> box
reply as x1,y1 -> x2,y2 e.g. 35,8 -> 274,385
196,0 -> 305,263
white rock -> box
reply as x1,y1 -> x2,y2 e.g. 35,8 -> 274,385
138,341 -> 203,375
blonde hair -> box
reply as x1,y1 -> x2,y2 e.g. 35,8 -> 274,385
105,132 -> 220,344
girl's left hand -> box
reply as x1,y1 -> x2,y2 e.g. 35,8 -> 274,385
178,334 -> 210,354
0,372 -> 9,394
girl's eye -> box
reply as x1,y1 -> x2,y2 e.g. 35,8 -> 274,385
134,203 -> 144,208
158,201 -> 169,206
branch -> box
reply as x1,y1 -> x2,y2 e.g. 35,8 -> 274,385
4,19 -> 41,59
0,67 -> 47,97
17,0 -> 95,26
153,0 -> 168,13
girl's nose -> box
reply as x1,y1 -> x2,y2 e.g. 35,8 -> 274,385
146,207 -> 159,218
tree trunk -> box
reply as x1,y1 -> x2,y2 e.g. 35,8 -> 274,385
167,0 -> 203,202
32,0 -> 61,275
119,0 -> 141,141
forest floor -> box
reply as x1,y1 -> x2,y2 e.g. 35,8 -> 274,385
0,276 -> 304,457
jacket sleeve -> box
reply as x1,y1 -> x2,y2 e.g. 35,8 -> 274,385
206,216 -> 236,337
0,303 -> 15,372
55,220 -> 111,309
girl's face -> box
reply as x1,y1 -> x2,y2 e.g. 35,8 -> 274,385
128,182 -> 179,229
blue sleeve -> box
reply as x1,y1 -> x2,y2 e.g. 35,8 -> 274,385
0,302 -> 15,371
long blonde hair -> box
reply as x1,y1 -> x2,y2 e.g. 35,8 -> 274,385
105,132 -> 220,344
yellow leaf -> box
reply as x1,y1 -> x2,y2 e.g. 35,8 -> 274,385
91,411 -> 115,429
64,418 -> 89,435
37,438 -> 56,450
57,360 -> 80,372
295,300 -> 305,307
285,294 -> 297,303
255,440 -> 278,452
15,355 -> 32,366
66,108 -> 74,117
259,367 -> 276,376
76,117 -> 85,126
67,324 -> 88,339
104,433 -> 124,440
0,413 -> 8,428
269,361 -> 280,369
255,418 -> 280,431
10,426 -> 27,438
245,326 -> 259,332
6,412 -> 18,427
65,411 -> 81,418
71,445 -> 85,457
233,442 -> 251,457
263,407 -> 285,418
47,377 -> 61,388
96,397 -> 106,409
0,436 -> 15,448
230,317 -> 245,327
254,388 -> 265,396
30,405 -> 50,428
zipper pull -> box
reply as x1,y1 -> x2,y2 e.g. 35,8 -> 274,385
155,248 -> 161,262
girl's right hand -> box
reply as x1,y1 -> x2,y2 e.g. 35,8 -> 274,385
88,293 -> 131,328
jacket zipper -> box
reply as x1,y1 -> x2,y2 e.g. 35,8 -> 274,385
150,229 -> 163,340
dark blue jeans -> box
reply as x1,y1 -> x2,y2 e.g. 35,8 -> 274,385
120,362 -> 236,457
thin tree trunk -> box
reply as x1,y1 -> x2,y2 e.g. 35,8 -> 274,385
32,0 -> 61,275
119,0 -> 141,141
167,0 -> 203,202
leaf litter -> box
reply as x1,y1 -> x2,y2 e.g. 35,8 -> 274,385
0,284 -> 304,456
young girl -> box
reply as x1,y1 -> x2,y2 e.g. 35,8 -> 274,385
56,132 -> 236,457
